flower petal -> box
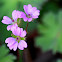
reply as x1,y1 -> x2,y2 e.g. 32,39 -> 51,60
9,41 -> 18,51
5,37 -> 16,43
32,16 -> 38,18
16,27 -> 21,36
23,17 -> 28,22
23,4 -> 40,22
7,23 -> 18,31
7,39 -> 15,47
12,10 -> 18,21
11,26 -> 20,36
18,40 -> 27,50
23,5 -> 28,14
28,18 -> 32,22
12,10 -> 23,21
17,11 -> 23,18
5,37 -> 18,51
9,45 -> 13,50
21,12 -> 28,22
7,25 -> 12,31
20,28 -> 23,33
1,16 -> 12,24
33,10 -> 40,16
13,42 -> 18,51
31,7 -> 37,14
20,30 -> 26,37
28,4 -> 32,14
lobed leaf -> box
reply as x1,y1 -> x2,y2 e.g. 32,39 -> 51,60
36,11 -> 62,53
0,45 -> 16,62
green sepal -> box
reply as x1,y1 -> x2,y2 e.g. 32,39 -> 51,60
21,37 -> 25,40
11,34 -> 17,38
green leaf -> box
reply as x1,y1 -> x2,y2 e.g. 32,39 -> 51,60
0,45 -> 16,62
58,10 -> 62,27
42,12 -> 56,27
36,10 -> 62,53
57,59 -> 62,62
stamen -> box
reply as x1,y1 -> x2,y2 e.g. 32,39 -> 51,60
16,37 -> 19,40
28,14 -> 30,16
12,20 -> 14,22
28,14 -> 31,18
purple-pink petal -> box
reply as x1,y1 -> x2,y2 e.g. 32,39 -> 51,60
23,17 -> 28,22
11,26 -> 20,36
7,39 -> 15,47
5,37 -> 27,51
32,7 -> 37,12
27,4 -> 33,14
9,41 -> 18,51
20,30 -> 26,37
5,37 -> 18,51
32,16 -> 38,18
24,5 -> 28,14
18,40 -> 27,50
12,10 -> 23,21
12,10 -> 18,20
5,37 -> 15,43
20,28 -> 23,33
21,12 -> 28,22
9,45 -> 14,50
11,26 -> 26,37
13,42 -> 18,51
28,18 -> 32,22
16,11 -> 23,18
7,23 -> 18,31
1,16 -> 12,24
7,25 -> 12,31
23,4 -> 40,22
24,4 -> 32,14
33,10 -> 40,16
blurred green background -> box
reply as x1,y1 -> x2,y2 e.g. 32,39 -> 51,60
0,0 -> 62,62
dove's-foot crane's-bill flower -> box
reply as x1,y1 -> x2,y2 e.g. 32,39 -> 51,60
23,4 -> 40,22
5,26 -> 27,51
1,10 -> 24,31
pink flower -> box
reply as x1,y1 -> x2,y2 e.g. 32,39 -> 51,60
23,4 -> 40,22
5,27 -> 27,51
1,10 -> 24,31
7,23 -> 18,31
11,26 -> 26,37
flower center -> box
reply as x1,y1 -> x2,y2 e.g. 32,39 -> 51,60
16,37 -> 20,43
12,20 -> 14,22
11,34 -> 25,43
28,14 -> 31,18
28,14 -> 30,16
16,37 -> 19,40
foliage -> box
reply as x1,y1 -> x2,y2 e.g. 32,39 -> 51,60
0,0 -> 46,42
36,10 -> 62,53
0,0 -> 46,18
0,45 -> 16,62
57,59 -> 62,62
